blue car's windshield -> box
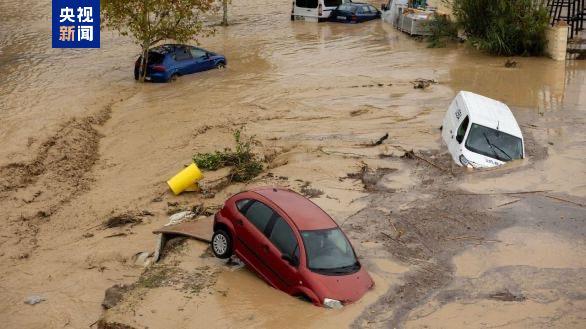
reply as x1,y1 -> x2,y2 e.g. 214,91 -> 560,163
465,123 -> 523,162
301,228 -> 359,275
325,0 -> 343,7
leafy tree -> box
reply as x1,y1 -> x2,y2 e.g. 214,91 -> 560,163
451,0 -> 549,56
101,0 -> 217,81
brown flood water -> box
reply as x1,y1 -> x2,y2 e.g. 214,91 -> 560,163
1,0 -> 585,328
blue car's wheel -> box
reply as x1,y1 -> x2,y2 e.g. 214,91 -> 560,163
216,61 -> 226,69
169,73 -> 179,82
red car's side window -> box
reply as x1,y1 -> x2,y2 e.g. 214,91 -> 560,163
236,199 -> 252,212
239,200 -> 274,234
268,216 -> 299,262
237,199 -> 300,265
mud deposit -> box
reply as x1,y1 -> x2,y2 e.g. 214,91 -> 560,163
1,0 -> 585,328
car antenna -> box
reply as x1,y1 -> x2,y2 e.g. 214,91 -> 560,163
497,120 -> 500,131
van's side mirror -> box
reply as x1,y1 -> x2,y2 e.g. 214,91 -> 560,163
381,4 -> 388,11
281,253 -> 299,266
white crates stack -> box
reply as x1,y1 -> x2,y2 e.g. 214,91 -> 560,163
388,4 -> 433,36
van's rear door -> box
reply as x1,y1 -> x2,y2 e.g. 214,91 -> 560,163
294,0 -> 318,20
443,96 -> 462,162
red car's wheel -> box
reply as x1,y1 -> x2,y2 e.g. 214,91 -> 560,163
211,229 -> 233,259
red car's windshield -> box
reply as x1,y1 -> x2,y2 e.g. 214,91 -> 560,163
301,228 -> 359,275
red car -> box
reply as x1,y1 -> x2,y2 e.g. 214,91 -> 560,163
211,187 -> 374,308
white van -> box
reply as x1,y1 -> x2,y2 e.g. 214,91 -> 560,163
291,0 -> 346,22
442,91 -> 525,168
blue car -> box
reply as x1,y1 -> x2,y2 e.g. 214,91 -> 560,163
134,44 -> 227,82
328,3 -> 381,23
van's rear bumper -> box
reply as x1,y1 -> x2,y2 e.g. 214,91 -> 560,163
292,15 -> 329,22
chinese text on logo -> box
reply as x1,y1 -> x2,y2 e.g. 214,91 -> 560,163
52,0 -> 100,48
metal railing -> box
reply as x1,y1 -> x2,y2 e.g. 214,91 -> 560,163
546,0 -> 585,39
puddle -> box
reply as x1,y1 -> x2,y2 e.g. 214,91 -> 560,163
105,266 -> 392,329
371,258 -> 410,275
405,299 -> 586,329
453,226 -> 586,278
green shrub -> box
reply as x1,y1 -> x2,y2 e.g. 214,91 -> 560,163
427,14 -> 458,48
193,129 -> 263,182
452,0 -> 549,56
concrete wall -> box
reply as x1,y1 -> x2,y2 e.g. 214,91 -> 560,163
545,24 -> 569,61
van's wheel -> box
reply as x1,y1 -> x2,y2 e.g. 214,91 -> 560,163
216,62 -> 226,69
211,229 -> 232,259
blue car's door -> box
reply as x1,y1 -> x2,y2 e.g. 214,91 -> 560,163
356,5 -> 369,21
333,4 -> 354,22
367,5 -> 380,20
173,46 -> 195,74
190,47 -> 215,72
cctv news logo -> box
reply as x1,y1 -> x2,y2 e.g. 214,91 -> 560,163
52,0 -> 100,48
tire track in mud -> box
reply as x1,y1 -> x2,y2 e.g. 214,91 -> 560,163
345,156 -> 512,328
0,104 -> 114,258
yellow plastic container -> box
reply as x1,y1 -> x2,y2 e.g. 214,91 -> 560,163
167,163 -> 203,195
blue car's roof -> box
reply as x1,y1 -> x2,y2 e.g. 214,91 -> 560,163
150,44 -> 205,54
343,2 -> 368,6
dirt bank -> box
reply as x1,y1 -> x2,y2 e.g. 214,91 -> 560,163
0,104 -> 117,259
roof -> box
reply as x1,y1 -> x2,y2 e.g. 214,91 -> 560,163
342,2 -> 371,8
251,187 -> 337,231
150,44 -> 197,54
458,91 -> 523,138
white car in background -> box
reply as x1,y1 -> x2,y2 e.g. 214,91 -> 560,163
291,0 -> 349,22
442,91 -> 525,168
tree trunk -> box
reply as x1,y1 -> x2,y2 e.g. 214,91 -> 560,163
222,0 -> 228,26
140,44 -> 149,83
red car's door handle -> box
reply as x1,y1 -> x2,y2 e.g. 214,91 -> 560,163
262,244 -> 269,253
236,219 -> 244,226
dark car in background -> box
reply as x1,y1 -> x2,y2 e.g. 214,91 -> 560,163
211,187 -> 374,308
328,2 -> 381,23
134,44 -> 226,82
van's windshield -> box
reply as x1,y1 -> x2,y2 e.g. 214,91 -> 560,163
301,228 -> 359,275
465,123 -> 523,162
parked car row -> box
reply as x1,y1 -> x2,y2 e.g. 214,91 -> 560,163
134,2 -> 383,82
329,3 -> 381,23
291,0 -> 382,23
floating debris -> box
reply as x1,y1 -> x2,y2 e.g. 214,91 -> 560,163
411,78 -> 437,89
24,295 -> 45,305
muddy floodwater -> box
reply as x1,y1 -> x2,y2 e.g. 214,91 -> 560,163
1,0 -> 585,328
